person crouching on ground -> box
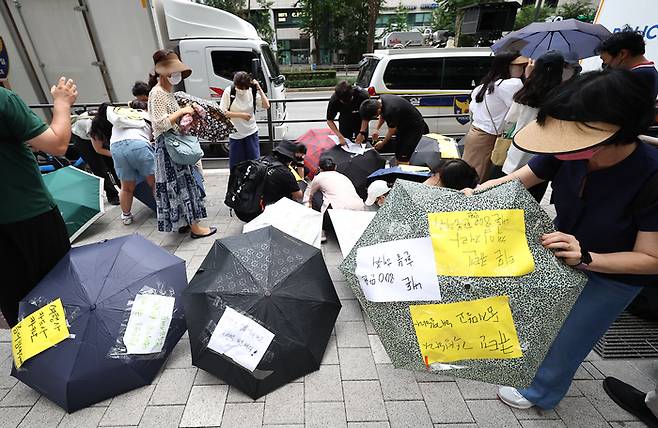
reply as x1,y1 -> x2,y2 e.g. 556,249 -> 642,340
365,180 -> 391,210
467,70 -> 658,411
304,157 -> 365,213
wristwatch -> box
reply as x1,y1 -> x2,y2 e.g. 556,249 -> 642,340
359,130 -> 368,137
573,248 -> 592,271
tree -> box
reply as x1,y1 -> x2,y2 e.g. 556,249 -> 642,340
296,0 -> 337,64
366,0 -> 385,53
430,0 -> 474,33
513,4 -> 556,30
249,0 -> 275,43
385,4 -> 410,33
557,0 -> 595,22
200,0 -> 246,17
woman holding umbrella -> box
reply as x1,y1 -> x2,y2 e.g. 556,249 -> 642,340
148,49 -> 216,238
469,70 -> 658,411
462,51 -> 527,182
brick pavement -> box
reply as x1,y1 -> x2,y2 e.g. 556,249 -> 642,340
0,169 -> 655,427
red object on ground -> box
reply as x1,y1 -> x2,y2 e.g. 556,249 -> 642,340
296,128 -> 337,179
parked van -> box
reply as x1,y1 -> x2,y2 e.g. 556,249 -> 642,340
0,0 -> 287,154
356,47 -> 493,136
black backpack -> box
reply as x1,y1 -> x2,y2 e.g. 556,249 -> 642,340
224,157 -> 281,222
229,84 -> 257,113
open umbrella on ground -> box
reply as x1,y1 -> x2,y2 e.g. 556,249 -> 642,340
320,147 -> 386,199
183,227 -> 341,399
328,209 -> 376,258
243,197 -> 323,248
491,19 -> 611,60
11,234 -> 188,412
42,166 -> 104,241
410,134 -> 460,168
367,165 -> 431,185
297,128 -> 337,179
339,180 -> 586,388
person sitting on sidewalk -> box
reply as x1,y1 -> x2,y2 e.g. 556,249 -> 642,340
365,180 -> 391,210
603,377 -> 658,428
304,157 -> 365,213
262,139 -> 303,206
0,77 -> 77,326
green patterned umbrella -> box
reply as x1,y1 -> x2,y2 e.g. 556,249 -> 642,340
43,166 -> 105,242
339,180 -> 586,388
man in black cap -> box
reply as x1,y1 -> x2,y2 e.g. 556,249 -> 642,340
326,81 -> 370,145
359,95 -> 429,163
262,140 -> 303,205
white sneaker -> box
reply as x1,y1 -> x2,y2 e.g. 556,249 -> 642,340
497,386 -> 534,409
121,213 -> 133,225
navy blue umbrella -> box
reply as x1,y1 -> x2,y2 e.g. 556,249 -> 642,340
491,19 -> 611,60
368,166 -> 431,184
11,234 -> 188,412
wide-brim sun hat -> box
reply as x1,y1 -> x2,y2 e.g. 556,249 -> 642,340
513,116 -> 620,155
154,52 -> 192,79
365,180 -> 391,206
273,140 -> 298,159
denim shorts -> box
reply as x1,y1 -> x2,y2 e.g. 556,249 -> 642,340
110,139 -> 155,181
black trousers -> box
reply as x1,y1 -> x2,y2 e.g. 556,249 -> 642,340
0,208 -> 70,327
72,136 -> 120,198
395,121 -> 430,162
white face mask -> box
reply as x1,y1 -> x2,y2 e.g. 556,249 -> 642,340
167,72 -> 182,86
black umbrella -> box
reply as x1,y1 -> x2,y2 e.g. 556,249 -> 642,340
321,147 -> 386,199
409,135 -> 442,168
183,227 -> 341,399
11,234 -> 188,412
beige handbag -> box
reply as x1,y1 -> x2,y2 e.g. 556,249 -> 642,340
484,97 -> 514,166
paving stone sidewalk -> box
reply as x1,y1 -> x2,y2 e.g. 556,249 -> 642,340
0,170 -> 655,427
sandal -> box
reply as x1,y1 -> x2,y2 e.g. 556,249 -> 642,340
190,226 -> 217,239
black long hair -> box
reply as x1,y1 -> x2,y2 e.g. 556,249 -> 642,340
88,102 -> 113,143
474,51 -> 521,103
537,69 -> 655,144
514,51 -> 565,108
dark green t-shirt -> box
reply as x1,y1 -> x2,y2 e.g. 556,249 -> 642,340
0,87 -> 55,224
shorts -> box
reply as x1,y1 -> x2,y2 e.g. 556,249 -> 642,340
110,139 -> 155,181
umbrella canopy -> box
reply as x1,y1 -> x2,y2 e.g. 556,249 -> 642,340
410,134 -> 460,168
243,197 -> 323,248
11,234 -> 188,412
42,166 -> 104,241
297,128 -> 337,179
174,91 -> 236,142
339,180 -> 586,388
183,227 -> 341,399
491,19 -> 612,60
320,147 -> 386,200
328,209 -> 376,258
367,165 -> 431,184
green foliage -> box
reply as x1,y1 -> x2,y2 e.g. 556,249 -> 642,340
385,4 -> 410,33
557,0 -> 596,22
514,4 -> 556,30
430,0 -> 476,32
200,0 -> 246,16
249,0 -> 275,43
284,78 -> 337,88
284,70 -> 337,80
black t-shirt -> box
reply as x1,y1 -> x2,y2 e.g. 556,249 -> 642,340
326,87 -> 370,139
380,94 -> 424,131
631,63 -> 658,100
262,156 -> 300,205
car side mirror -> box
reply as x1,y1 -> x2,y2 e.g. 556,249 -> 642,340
272,74 -> 286,86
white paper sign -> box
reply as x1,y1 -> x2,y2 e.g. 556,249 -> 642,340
329,135 -> 366,155
123,294 -> 176,354
328,209 -> 376,257
355,237 -> 442,302
207,306 -> 275,372
244,198 -> 323,248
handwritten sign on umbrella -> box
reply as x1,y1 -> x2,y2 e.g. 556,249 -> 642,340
12,298 -> 69,368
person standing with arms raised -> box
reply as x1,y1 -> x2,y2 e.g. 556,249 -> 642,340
0,77 -> 77,326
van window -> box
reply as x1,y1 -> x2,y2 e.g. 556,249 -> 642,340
384,58 -> 443,90
211,50 -> 255,81
441,56 -> 493,90
210,50 -> 267,93
261,44 -> 281,79
356,57 -> 380,88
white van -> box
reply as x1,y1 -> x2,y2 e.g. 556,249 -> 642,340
356,47 -> 493,136
0,0 -> 287,152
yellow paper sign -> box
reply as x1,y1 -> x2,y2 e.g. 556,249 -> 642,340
410,295 -> 523,363
428,209 -> 535,277
12,298 -> 70,368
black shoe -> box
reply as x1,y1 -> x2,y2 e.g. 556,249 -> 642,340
178,225 -> 191,234
107,195 -> 120,206
603,377 -> 658,428
190,226 -> 217,239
